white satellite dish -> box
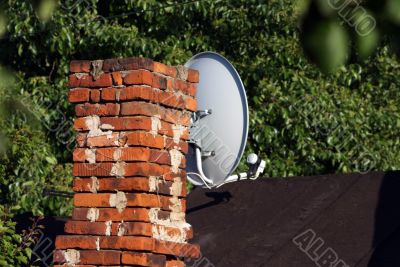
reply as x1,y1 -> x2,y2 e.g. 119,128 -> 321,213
185,52 -> 265,188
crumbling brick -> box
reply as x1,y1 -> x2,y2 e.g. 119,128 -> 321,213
122,251 -> 166,266
70,60 -> 91,73
69,88 -> 90,103
56,57 -> 199,266
69,73 -> 113,88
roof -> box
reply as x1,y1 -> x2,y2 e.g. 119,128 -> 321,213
186,171 -> 400,267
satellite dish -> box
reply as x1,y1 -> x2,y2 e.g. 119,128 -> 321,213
185,52 -> 265,188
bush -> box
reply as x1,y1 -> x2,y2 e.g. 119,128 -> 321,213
0,205 -> 40,267
0,1 -> 399,217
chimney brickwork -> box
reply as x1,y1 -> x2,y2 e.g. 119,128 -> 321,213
53,57 -> 200,267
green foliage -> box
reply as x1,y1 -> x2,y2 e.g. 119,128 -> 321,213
302,19 -> 350,73
301,0 -> 400,72
386,0 -> 400,24
0,124 -> 73,215
0,0 -> 398,219
0,13 -> 6,37
0,205 -> 40,267
0,68 -> 73,216
356,26 -> 380,59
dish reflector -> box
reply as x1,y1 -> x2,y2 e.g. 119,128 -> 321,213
185,52 -> 249,186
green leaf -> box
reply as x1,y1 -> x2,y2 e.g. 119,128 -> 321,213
45,156 -> 57,165
0,13 -> 6,37
304,20 -> 350,73
386,0 -> 400,24
37,0 -> 58,22
356,27 -> 380,59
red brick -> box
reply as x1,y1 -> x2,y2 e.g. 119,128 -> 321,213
187,83 -> 197,96
80,250 -> 121,265
166,260 -> 185,267
111,72 -> 123,85
173,107 -> 193,126
53,250 -> 65,264
100,117 -> 152,131
112,221 -> 153,236
73,148 -> 86,162
101,87 -> 118,101
186,226 -> 194,239
153,62 -> 168,76
152,73 -> 167,90
123,70 -> 153,86
174,80 -> 188,95
69,88 -> 90,103
73,177 -> 186,197
95,147 -> 150,162
120,101 -> 161,117
184,95 -> 197,112
152,224 -> 193,240
154,240 -> 200,258
167,78 -> 174,90
69,73 -> 113,88
122,131 -> 164,149
155,209 -> 180,221
117,87 -> 193,112
54,250 -> 121,265
73,162 -> 113,177
102,59 -> 124,72
177,95 -> 187,110
76,133 -> 87,147
167,66 -> 178,78
164,109 -> 191,126
53,250 -> 66,264
72,207 -> 150,222
55,235 -> 98,249
187,69 -> 199,83
75,103 -> 120,117
86,133 -> 122,147
119,162 -> 172,177
73,177 -> 148,193
64,220 -> 107,235
164,171 -> 187,182
150,150 -> 186,168
63,220 -> 156,237
90,89 -> 101,102
74,192 -> 186,211
99,236 -> 154,251
175,79 -> 197,96
75,115 -> 131,134
73,193 -> 112,207
120,102 -> 191,126
158,91 -> 181,109
154,62 -> 177,78
160,120 -> 185,138
121,57 -> 154,70
103,57 -> 154,72
122,251 -> 166,266
70,60 -> 91,73
73,117 -> 88,131
141,192 -> 186,210
149,150 -> 173,165
98,117 -> 188,139
165,137 -> 189,154
119,86 -> 155,102
62,58 -> 200,264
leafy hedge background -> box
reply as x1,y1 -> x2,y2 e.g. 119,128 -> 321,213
0,0 -> 399,265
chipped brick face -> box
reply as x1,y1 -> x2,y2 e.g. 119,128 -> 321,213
54,57 -> 200,267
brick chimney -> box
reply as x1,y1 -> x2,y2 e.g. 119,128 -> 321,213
53,57 -> 200,267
